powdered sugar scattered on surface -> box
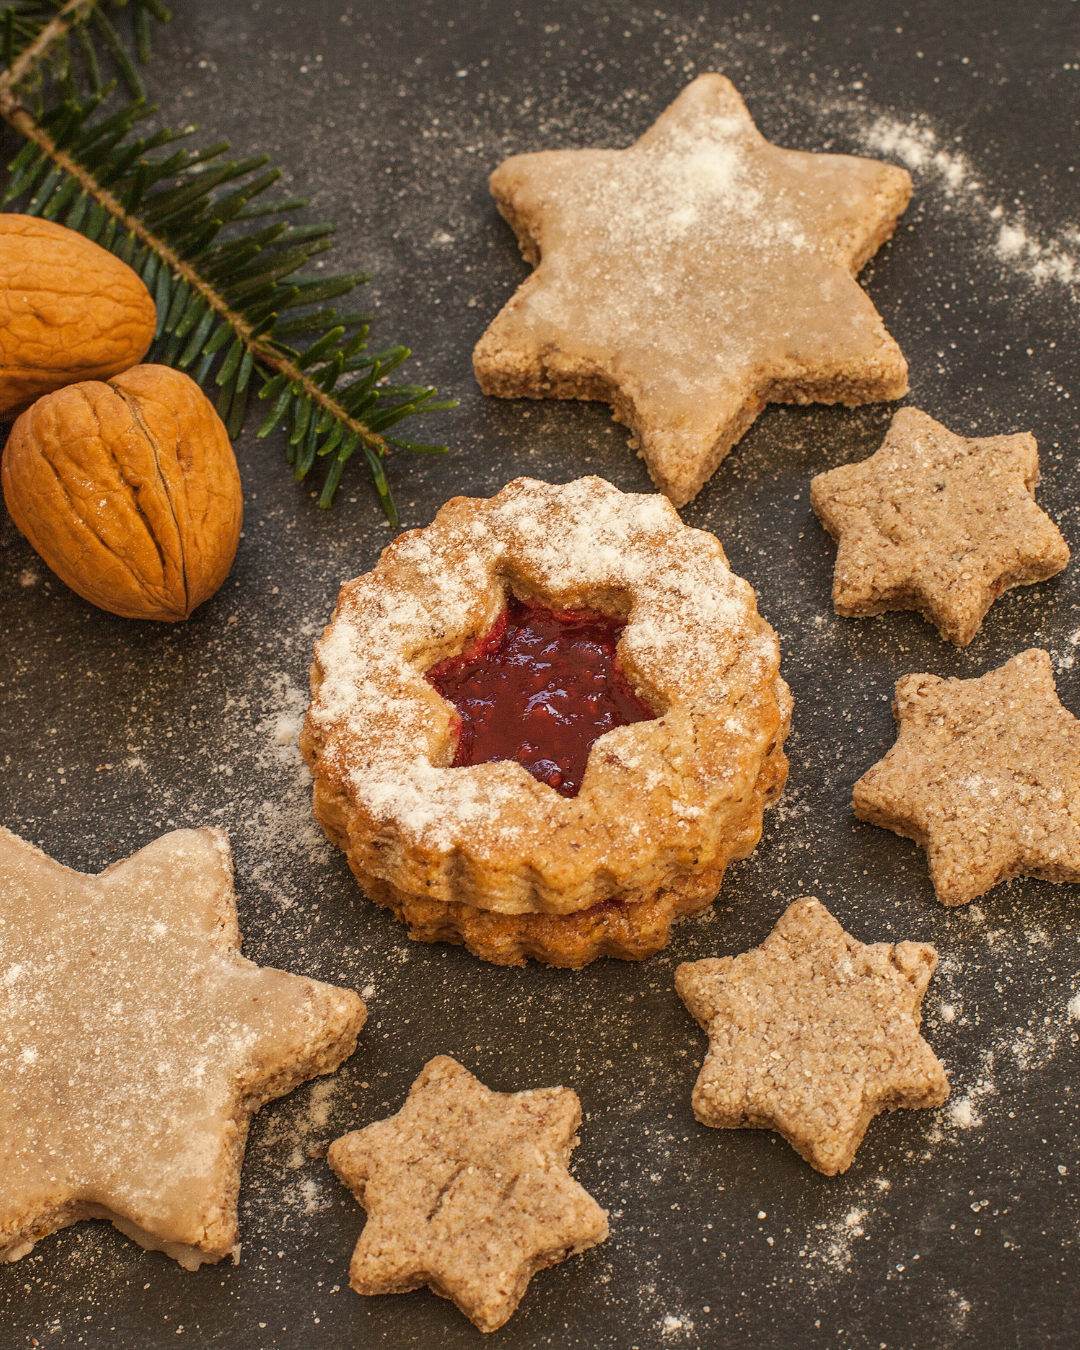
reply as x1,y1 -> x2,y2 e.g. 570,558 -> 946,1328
243,674 -> 333,909
947,1289 -> 974,1329
796,1187 -> 881,1274
658,1309 -> 696,1339
3,6 -> 1080,1343
826,103 -> 1080,304
921,910 -> 1079,1152
935,1051 -> 996,1135
260,1078 -> 343,1172
861,116 -> 978,196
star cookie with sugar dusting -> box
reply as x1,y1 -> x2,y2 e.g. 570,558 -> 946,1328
474,73 -> 911,507
811,407 -> 1070,645
675,898 -> 948,1175
0,826 -> 366,1268
328,1055 -> 608,1332
854,648 -> 1080,905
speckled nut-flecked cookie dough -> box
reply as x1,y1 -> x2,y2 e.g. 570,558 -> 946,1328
675,898 -> 948,1175
853,648 -> 1080,905
328,1056 -> 608,1333
301,475 -> 791,968
0,826 -> 366,1269
473,73 -> 911,508
811,407 -> 1070,645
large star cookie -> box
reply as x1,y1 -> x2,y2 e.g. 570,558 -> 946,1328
327,1055 -> 608,1332
854,648 -> 1080,905
675,898 -> 948,1175
474,73 -> 911,507
0,826 -> 366,1268
811,407 -> 1070,645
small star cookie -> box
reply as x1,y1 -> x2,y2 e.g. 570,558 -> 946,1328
853,648 -> 1080,905
675,898 -> 948,1175
474,73 -> 911,507
327,1055 -> 608,1332
0,826 -> 366,1268
811,407 -> 1069,645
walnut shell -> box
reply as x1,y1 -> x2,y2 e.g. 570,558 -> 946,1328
0,214 -> 157,418
1,364 -> 243,621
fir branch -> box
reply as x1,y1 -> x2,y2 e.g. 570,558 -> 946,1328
0,0 -> 454,519
0,1 -> 93,95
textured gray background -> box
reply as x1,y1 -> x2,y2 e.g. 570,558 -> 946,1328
2,1 -> 1079,1347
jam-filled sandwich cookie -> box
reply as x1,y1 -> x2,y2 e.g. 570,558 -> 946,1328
301,475 -> 791,968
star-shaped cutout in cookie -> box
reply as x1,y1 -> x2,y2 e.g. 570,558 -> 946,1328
0,826 -> 365,1268
811,407 -> 1070,645
854,648 -> 1080,905
675,898 -> 948,1175
328,1055 -> 608,1332
474,73 -> 911,507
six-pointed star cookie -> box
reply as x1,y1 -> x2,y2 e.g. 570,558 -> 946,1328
0,826 -> 366,1268
853,648 -> 1080,905
675,898 -> 948,1175
473,73 -> 911,507
327,1055 -> 608,1332
811,407 -> 1070,645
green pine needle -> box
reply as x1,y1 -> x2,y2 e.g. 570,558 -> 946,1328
0,0 -> 455,517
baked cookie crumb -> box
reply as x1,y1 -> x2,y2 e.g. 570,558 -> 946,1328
328,1056 -> 608,1333
675,897 -> 948,1175
811,406 -> 1069,645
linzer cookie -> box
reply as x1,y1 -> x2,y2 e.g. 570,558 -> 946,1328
853,649 -> 1080,905
473,73 -> 911,507
811,407 -> 1069,645
0,826 -> 366,1268
676,898 -> 948,1175
301,475 -> 791,968
328,1056 -> 608,1334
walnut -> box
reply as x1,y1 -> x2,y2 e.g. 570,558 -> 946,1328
1,364 -> 243,621
0,214 -> 157,418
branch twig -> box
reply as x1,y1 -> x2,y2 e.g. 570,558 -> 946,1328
0,0 -> 94,104
0,2 -> 390,454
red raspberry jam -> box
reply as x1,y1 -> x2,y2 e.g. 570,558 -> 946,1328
427,595 -> 656,798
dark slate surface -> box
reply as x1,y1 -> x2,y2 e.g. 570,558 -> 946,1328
2,2 -> 1079,1347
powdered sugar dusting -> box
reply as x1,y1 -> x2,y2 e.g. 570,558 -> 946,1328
523,103 -> 817,370
939,1054 -> 996,1134
659,1309 -> 697,1340
305,475 -> 785,910
0,825 -> 361,1265
862,117 -> 976,195
853,107 -> 1080,301
259,1077 -> 343,1172
491,73 -> 908,409
492,479 -> 754,688
797,1189 -> 879,1274
532,108 -> 804,270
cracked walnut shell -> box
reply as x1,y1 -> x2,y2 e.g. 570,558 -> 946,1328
1,364 -> 242,621
0,215 -> 156,418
